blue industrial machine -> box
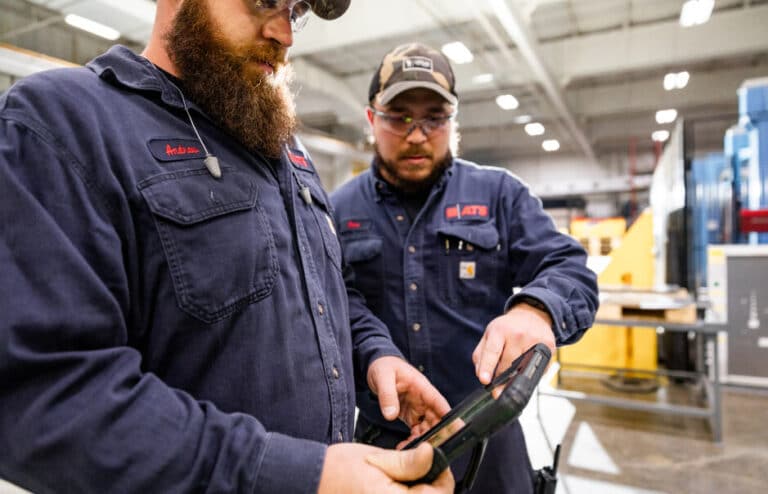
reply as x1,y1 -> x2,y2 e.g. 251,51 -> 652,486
735,78 -> 768,243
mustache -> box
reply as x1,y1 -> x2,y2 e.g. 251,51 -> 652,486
398,147 -> 432,159
240,44 -> 288,71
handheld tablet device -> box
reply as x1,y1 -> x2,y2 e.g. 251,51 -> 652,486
403,343 -> 551,484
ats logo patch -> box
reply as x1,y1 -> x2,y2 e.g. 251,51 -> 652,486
445,204 -> 489,220
148,139 -> 206,162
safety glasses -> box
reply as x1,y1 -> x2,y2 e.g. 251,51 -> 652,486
370,108 -> 457,137
251,0 -> 313,32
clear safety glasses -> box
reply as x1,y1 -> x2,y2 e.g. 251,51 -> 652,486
370,108 -> 457,137
251,0 -> 313,32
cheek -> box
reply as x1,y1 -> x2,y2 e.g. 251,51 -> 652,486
374,131 -> 400,157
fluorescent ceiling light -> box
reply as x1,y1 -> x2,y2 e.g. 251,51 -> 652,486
472,73 -> 494,85
65,14 -> 120,41
680,0 -> 714,27
542,139 -> 560,152
441,41 -> 474,65
655,109 -> 678,124
513,115 -> 533,124
495,94 -> 519,110
524,122 -> 545,136
663,71 -> 690,91
652,130 -> 670,142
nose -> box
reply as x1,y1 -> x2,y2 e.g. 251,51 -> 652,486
405,124 -> 429,144
262,10 -> 294,48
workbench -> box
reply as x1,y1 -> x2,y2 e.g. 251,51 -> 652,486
537,318 -> 723,443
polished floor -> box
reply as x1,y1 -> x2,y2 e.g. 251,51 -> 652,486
522,367 -> 768,494
2,371 -> 766,494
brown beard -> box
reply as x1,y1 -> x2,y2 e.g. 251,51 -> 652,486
374,147 -> 453,194
165,0 -> 297,157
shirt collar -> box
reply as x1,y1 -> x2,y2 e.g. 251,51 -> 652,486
86,45 -> 189,111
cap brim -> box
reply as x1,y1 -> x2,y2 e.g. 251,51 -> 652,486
309,0 -> 351,20
376,81 -> 458,107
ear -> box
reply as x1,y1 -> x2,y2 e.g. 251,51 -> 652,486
365,107 -> 375,126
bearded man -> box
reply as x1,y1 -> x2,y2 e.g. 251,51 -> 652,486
0,2 -> 454,493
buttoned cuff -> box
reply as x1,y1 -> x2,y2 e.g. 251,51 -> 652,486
505,289 -> 575,344
252,432 -> 327,494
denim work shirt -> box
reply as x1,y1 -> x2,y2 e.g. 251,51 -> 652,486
331,160 -> 599,431
0,46 -> 398,494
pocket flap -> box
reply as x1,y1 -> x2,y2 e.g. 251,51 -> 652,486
139,169 -> 256,225
343,237 -> 383,263
437,221 -> 500,250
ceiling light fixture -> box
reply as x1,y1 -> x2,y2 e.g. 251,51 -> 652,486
513,115 -> 533,124
495,94 -> 519,110
524,122 -> 545,136
679,0 -> 714,27
441,41 -> 474,64
663,71 -> 690,91
652,130 -> 670,142
542,139 -> 560,152
472,73 -> 494,85
655,109 -> 678,125
64,14 -> 120,41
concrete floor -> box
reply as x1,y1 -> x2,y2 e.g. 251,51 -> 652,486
522,367 -> 768,494
2,369 -> 766,494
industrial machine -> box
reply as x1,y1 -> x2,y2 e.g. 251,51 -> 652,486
706,245 -> 768,388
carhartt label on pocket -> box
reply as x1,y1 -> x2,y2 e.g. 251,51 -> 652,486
459,261 -> 476,279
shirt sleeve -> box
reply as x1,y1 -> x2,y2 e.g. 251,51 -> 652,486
342,252 -> 405,390
499,175 -> 599,345
0,112 -> 326,493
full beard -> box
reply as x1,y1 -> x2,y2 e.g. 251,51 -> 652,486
165,0 -> 297,158
374,146 -> 453,195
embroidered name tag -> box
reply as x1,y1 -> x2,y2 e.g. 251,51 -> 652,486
288,149 -> 315,174
342,219 -> 371,232
445,204 -> 489,220
148,139 -> 206,162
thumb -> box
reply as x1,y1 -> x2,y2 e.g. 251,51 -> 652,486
365,443 -> 435,482
372,367 -> 400,421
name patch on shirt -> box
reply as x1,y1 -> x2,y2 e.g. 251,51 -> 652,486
342,219 -> 371,232
445,204 -> 489,220
288,149 -> 316,174
148,139 -> 206,162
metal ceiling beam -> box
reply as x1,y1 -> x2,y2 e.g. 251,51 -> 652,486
486,0 -> 597,164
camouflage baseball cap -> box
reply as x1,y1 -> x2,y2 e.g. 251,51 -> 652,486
368,43 -> 458,107
308,0 -> 351,20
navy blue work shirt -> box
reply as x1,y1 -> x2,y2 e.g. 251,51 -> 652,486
0,46 -> 399,493
331,160 -> 598,431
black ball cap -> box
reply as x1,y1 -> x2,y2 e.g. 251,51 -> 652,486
308,0 -> 351,20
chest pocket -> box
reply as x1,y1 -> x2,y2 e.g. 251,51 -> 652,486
139,168 -> 278,323
339,233 -> 384,308
436,221 -> 502,305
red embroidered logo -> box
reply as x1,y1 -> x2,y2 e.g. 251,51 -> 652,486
445,204 -> 489,219
289,152 -> 309,168
165,144 -> 201,156
347,220 -> 362,230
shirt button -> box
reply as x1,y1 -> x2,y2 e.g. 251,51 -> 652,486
332,367 -> 340,379
396,215 -> 405,222
318,303 -> 325,315
338,431 -> 344,442
418,365 -> 425,372
562,320 -> 567,329
466,244 -> 474,252
412,323 -> 421,332
408,245 -> 416,253
409,283 -> 418,292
